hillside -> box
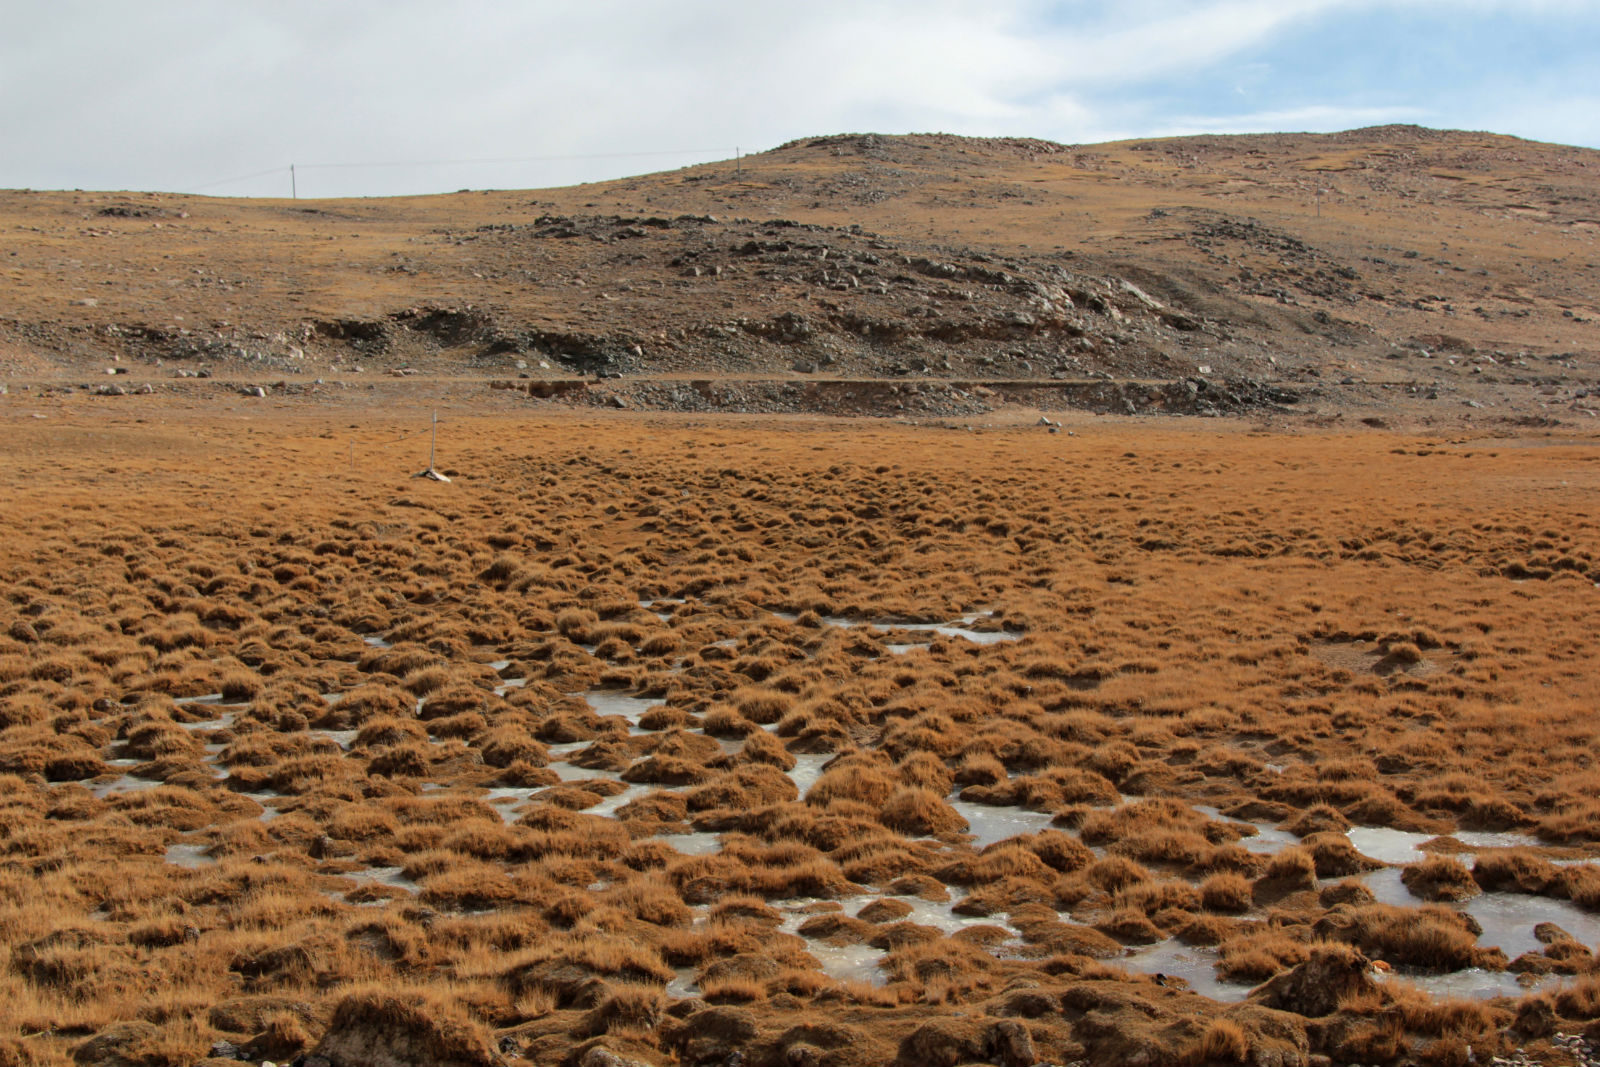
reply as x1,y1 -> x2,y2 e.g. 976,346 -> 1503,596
3,125 -> 1599,422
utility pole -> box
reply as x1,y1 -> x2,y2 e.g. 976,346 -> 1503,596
736,147 -> 741,177
415,411 -> 450,481
291,164 -> 297,199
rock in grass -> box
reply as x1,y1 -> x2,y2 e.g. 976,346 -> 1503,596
1248,943 -> 1374,1017
894,1017 -> 1037,1067
312,990 -> 501,1067
579,1048 -> 656,1067
74,1023 -> 160,1067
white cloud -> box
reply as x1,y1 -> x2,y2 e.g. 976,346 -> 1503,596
0,0 -> 1591,196
1159,104 -> 1431,134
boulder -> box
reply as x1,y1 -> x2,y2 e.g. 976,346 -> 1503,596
506,960 -> 614,1009
894,1017 -> 1037,1067
73,1023 -> 160,1067
311,991 -> 501,1067
1249,945 -> 1374,1018
665,1006 -> 758,1066
207,995 -> 318,1035
895,1019 -> 991,1067
990,1020 -> 1038,1067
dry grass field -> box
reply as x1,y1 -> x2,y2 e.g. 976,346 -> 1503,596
2,394 -> 1599,1066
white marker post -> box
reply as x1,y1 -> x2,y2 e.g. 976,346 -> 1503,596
415,411 -> 451,482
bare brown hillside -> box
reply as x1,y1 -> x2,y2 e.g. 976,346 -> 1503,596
3,126 -> 1598,422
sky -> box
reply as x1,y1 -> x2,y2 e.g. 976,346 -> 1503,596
3,0 -> 1597,199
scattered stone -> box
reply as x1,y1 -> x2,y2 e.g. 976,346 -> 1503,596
241,385 -> 267,397
578,1048 -> 654,1067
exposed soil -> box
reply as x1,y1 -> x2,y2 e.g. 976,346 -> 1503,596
4,126 -> 1599,426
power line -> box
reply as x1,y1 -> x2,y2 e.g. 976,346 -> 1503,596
182,147 -> 733,196
188,165 -> 293,192
297,148 -> 729,170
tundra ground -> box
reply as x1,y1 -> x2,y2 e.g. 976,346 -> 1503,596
2,396 -> 1599,1067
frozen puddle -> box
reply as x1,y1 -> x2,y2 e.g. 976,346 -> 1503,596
174,694 -> 238,708
789,753 -> 834,797
313,729 -> 359,750
90,774 -> 163,799
767,608 -> 1018,648
1193,805 -> 1299,855
852,891 -> 1019,939
1464,891 -> 1600,960
639,598 -> 685,623
1120,942 -> 1562,1004
1119,940 -> 1253,1002
870,615 -> 1020,647
482,787 -> 533,824
1347,827 -> 1440,865
550,762 -> 625,784
1378,968 -> 1549,1001
667,967 -> 699,999
778,904 -> 886,986
344,866 -> 417,892
773,893 -> 1023,987
579,691 -> 666,726
1353,861 -> 1600,962
589,783 -> 654,817
164,842 -> 215,868
657,831 -> 723,856
239,791 -> 286,821
178,710 -> 238,732
947,797 -> 1055,849
1346,826 -> 1544,865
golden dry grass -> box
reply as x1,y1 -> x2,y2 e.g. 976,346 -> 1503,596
1,403 -> 1598,1064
